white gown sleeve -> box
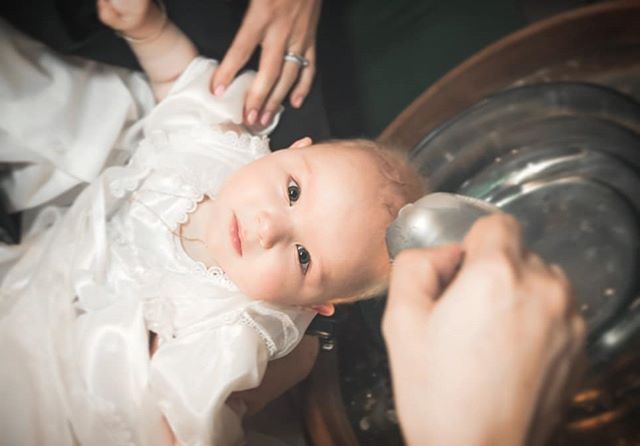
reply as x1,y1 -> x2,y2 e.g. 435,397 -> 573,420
147,298 -> 315,446
0,18 -> 155,211
142,57 -> 281,140
149,323 -> 269,446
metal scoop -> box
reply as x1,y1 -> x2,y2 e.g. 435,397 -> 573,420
385,192 -> 499,259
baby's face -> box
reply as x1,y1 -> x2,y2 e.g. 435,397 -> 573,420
203,143 -> 392,309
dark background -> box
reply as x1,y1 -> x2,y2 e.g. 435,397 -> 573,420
317,0 -> 592,137
1,0 -> 593,142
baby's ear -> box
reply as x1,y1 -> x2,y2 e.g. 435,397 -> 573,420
311,303 -> 335,316
289,137 -> 313,149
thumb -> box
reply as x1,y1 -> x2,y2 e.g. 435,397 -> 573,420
383,244 -> 462,336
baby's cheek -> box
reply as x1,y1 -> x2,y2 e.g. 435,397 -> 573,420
243,273 -> 286,302
227,252 -> 296,302
237,270 -> 289,303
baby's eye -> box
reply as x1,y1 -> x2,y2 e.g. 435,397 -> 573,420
288,179 -> 301,205
296,244 -> 311,274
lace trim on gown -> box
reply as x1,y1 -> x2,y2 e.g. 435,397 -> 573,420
153,124 -> 259,289
206,124 -> 270,155
238,312 -> 277,356
170,195 -> 238,291
134,124 -> 270,169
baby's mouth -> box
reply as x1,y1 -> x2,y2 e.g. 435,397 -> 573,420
230,213 -> 243,256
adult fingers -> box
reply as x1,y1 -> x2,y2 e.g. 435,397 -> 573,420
523,256 -> 585,446
522,252 -> 577,323
289,45 -> 316,108
526,314 -> 586,446
258,54 -> 302,126
211,19 -> 263,97
260,44 -> 316,123
546,261 -> 579,319
464,213 -> 523,260
288,0 -> 321,108
463,213 -> 524,270
383,244 -> 463,338
244,31 -> 289,125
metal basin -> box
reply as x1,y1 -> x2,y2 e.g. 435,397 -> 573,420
303,3 -> 640,446
336,81 -> 640,446
411,82 -> 640,345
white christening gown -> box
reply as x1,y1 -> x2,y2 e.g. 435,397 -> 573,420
0,22 -> 314,446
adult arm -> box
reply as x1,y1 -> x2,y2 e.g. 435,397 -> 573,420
383,214 -> 586,446
97,0 -> 198,100
229,334 -> 319,416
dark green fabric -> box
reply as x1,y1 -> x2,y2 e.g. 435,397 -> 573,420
322,0 -> 526,137
0,0 -> 332,149
319,0 -> 533,137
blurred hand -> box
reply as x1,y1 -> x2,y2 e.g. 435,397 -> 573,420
383,214 -> 586,446
97,0 -> 157,35
210,0 -> 322,128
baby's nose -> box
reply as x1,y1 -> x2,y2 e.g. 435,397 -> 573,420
257,210 -> 290,249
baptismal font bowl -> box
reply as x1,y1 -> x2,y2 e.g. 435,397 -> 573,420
305,2 -> 640,445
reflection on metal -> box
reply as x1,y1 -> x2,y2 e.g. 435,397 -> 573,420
385,192 -> 498,259
306,3 -> 640,446
410,82 -> 640,345
342,84 -> 640,446
410,82 -> 640,444
379,2 -> 640,152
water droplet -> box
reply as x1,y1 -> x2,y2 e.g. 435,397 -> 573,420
359,417 -> 371,431
604,288 -> 615,297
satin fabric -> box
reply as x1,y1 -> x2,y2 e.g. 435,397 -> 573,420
0,30 -> 314,446
0,18 -> 155,212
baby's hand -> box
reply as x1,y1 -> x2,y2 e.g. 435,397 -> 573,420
97,0 -> 155,34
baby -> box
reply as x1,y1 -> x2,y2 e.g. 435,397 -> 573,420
0,1 -> 424,446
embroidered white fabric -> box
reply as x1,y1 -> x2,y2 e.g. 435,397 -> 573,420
0,23 -> 315,446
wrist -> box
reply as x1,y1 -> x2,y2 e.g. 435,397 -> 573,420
120,2 -> 168,43
409,425 -> 521,446
398,395 -> 528,446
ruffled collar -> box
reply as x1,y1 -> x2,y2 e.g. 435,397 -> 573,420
171,195 -> 238,291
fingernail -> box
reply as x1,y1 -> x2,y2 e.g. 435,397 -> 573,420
292,95 -> 303,108
246,109 -> 258,126
260,111 -> 272,127
214,84 -> 226,96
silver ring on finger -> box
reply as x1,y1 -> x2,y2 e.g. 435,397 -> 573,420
284,51 -> 310,68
